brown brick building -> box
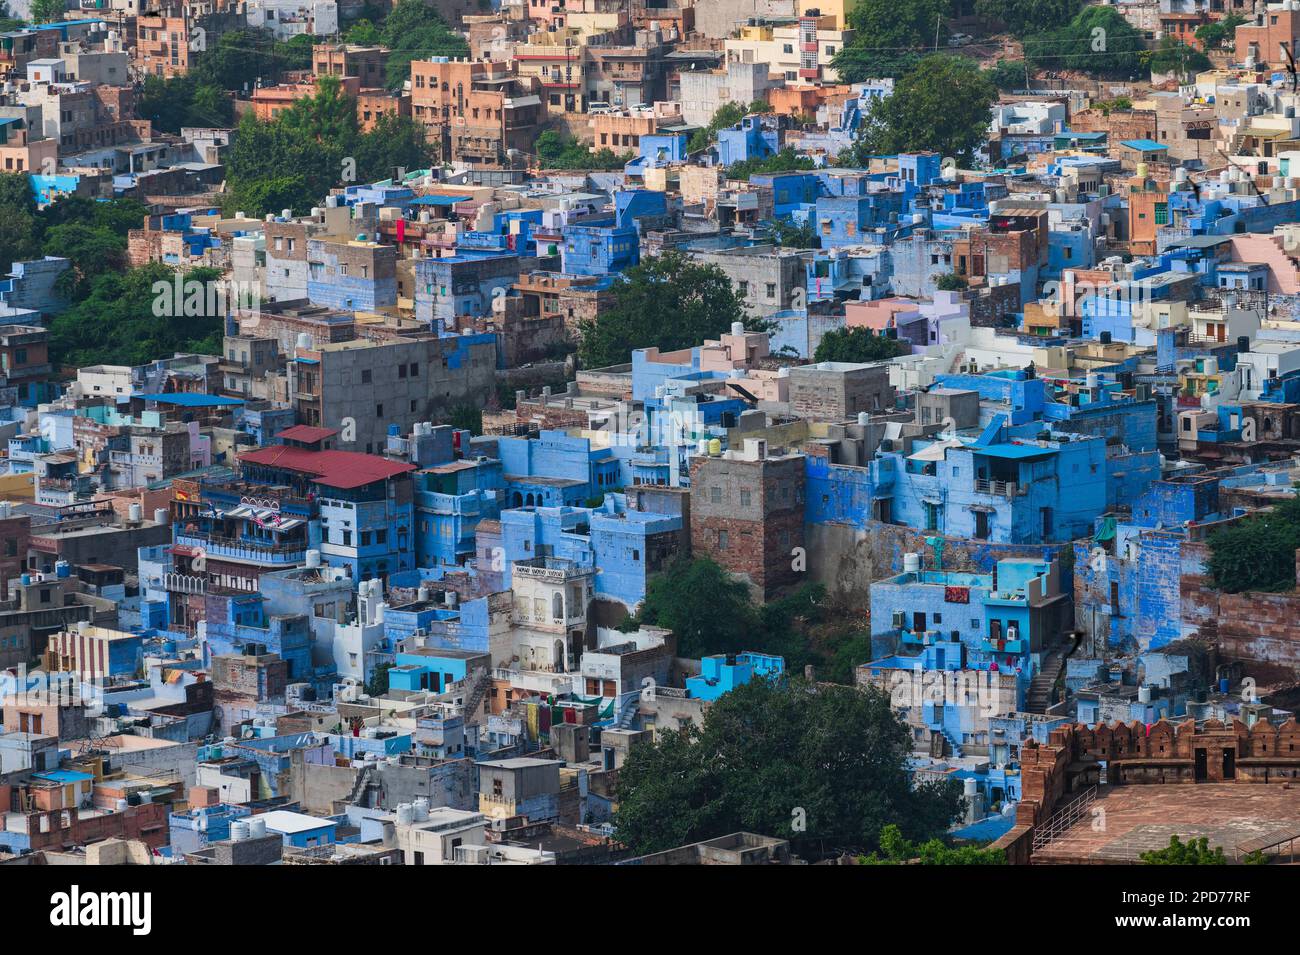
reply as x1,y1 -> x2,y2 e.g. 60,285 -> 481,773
689,439 -> 804,599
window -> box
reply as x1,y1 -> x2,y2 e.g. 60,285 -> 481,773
739,489 -> 751,507
710,486 -> 722,504
361,369 -> 372,384
717,530 -> 729,549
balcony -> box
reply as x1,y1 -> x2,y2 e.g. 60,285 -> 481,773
981,637 -> 1027,655
973,479 -> 1021,498
174,533 -> 306,566
491,667 -> 572,695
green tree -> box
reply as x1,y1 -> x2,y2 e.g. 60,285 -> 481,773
137,74 -> 234,134
1092,95 -> 1134,115
987,59 -> 1030,92
767,217 -> 820,249
813,326 -> 907,363
46,263 -> 226,367
615,679 -> 965,857
843,55 -> 997,167
578,250 -> 750,368
344,19 -> 383,44
1023,6 -> 1146,78
637,557 -> 758,658
1148,37 -> 1212,77
936,272 -> 968,291
1195,14 -> 1244,51
0,0 -> 26,30
29,0 -> 65,23
1206,496 -> 1300,594
687,100 -> 769,152
366,662 -> 394,697
725,147 -> 817,181
860,823 -> 1007,864
380,0 -> 470,90
447,403 -> 483,434
192,29 -> 288,91
42,223 -> 126,298
1140,834 -> 1227,865
833,0 -> 951,81
0,172 -> 43,275
973,0 -> 1080,37
535,130 -> 630,170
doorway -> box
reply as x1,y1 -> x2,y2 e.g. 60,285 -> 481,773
1194,748 -> 1208,782
1223,748 -> 1236,780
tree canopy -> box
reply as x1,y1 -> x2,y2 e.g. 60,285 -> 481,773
813,326 -> 908,363
577,250 -> 752,368
1148,37 -> 1212,77
535,130 -> 631,170
833,0 -> 952,81
222,75 -> 432,218
842,55 -> 997,167
46,262 -> 226,368
1205,495 -> 1300,594
725,147 -> 817,181
1139,835 -> 1226,865
973,0 -> 1081,37
1022,6 -> 1146,78
633,557 -> 877,680
860,823 -> 1007,864
1195,14 -> 1244,51
378,0 -> 470,90
687,100 -> 769,153
614,678 -> 965,857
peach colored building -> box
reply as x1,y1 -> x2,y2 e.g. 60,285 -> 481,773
1235,4 -> 1300,70
0,121 -> 55,174
698,326 -> 771,372
358,89 -> 411,132
845,297 -> 920,332
1229,230 -> 1300,295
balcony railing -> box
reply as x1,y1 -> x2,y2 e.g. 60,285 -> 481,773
174,533 -> 306,565
973,479 -> 1021,498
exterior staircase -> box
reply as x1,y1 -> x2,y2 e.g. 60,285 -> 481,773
1026,638 -> 1074,714
614,693 -> 639,729
462,668 -> 492,722
347,764 -> 374,807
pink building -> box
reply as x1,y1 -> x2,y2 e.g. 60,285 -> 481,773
845,297 -> 920,332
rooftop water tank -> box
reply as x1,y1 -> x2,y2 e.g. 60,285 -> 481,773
903,553 -> 921,573
230,819 -> 251,842
248,816 -> 267,839
396,803 -> 415,826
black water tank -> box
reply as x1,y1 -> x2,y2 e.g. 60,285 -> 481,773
1099,331 -> 1112,344
1238,336 -> 1250,353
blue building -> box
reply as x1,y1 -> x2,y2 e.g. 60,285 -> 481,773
686,651 -> 785,701
497,430 -> 620,507
561,190 -> 667,276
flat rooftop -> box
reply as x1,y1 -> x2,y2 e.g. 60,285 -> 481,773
1033,784 -> 1300,864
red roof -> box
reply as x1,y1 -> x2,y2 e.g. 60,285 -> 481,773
275,425 -> 340,443
239,445 -> 417,490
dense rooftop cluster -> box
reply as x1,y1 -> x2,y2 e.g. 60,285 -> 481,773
1,0 -> 1300,872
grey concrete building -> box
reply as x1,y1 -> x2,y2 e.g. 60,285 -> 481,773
294,336 -> 497,456
685,244 -> 813,318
